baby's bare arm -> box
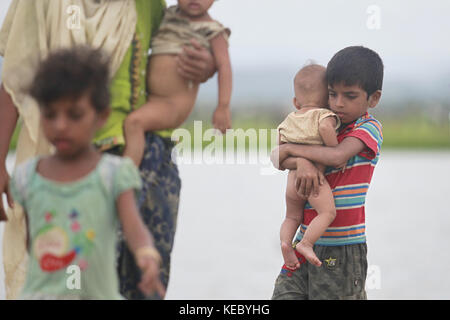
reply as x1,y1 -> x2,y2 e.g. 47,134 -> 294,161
210,34 -> 232,108
318,116 -> 339,147
318,116 -> 347,169
210,33 -> 232,133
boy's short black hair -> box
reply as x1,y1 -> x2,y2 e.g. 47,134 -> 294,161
29,45 -> 110,112
326,46 -> 384,98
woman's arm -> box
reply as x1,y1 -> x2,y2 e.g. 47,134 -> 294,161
0,84 -> 18,220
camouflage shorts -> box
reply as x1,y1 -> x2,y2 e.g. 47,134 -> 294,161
271,243 -> 368,300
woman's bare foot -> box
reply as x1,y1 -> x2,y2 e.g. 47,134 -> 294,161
281,242 -> 300,270
295,240 -> 322,267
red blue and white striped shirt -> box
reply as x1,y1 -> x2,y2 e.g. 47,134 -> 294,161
295,113 -> 383,246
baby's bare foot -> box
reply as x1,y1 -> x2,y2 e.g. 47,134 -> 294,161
296,241 -> 322,267
281,242 -> 300,270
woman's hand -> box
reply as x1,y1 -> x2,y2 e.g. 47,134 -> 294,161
176,39 -> 216,83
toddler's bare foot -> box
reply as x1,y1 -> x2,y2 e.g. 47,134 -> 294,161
295,240 -> 322,267
281,242 -> 300,270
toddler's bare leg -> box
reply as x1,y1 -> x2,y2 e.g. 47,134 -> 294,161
123,93 -> 197,167
280,170 -> 306,270
295,176 -> 336,267
123,54 -> 199,167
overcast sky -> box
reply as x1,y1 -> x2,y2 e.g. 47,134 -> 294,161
1,0 -> 450,102
176,0 -> 450,80
2,1 -> 450,76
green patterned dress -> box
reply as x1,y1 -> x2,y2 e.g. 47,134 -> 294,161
93,0 -> 181,300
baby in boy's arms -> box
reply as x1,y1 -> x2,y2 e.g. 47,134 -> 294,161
277,64 -> 341,269
123,0 -> 232,167
272,46 -> 384,300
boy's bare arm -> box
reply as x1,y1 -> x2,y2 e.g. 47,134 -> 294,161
210,34 -> 232,108
210,34 -> 232,133
274,137 -> 366,169
274,137 -> 366,199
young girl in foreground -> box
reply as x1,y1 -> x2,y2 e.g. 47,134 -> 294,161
123,0 -> 232,167
277,64 -> 341,269
9,47 -> 164,299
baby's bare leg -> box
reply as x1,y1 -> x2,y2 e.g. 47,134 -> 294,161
123,93 -> 197,167
296,167 -> 336,267
280,170 -> 306,270
123,54 -> 199,167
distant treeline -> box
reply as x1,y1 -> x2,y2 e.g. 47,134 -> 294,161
176,100 -> 450,150
8,100 -> 450,151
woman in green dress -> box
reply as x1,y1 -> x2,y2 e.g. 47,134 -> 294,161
0,0 -> 215,300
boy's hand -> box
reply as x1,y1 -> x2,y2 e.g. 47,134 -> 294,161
212,106 -> 231,134
0,167 -> 13,221
336,161 -> 347,173
177,39 -> 216,83
295,158 -> 325,199
136,253 -> 166,298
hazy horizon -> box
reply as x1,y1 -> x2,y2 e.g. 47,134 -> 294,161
1,0 -> 450,107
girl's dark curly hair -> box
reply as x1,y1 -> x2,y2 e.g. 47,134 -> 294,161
29,45 -> 110,112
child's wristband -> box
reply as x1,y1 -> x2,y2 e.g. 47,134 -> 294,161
135,246 -> 162,266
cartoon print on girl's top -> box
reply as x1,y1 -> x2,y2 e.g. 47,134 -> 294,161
7,47 -> 165,299
34,209 -> 95,272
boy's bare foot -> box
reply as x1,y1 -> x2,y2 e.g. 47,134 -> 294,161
295,240 -> 322,267
281,242 -> 300,270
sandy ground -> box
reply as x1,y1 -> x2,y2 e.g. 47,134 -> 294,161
1,150 -> 450,299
